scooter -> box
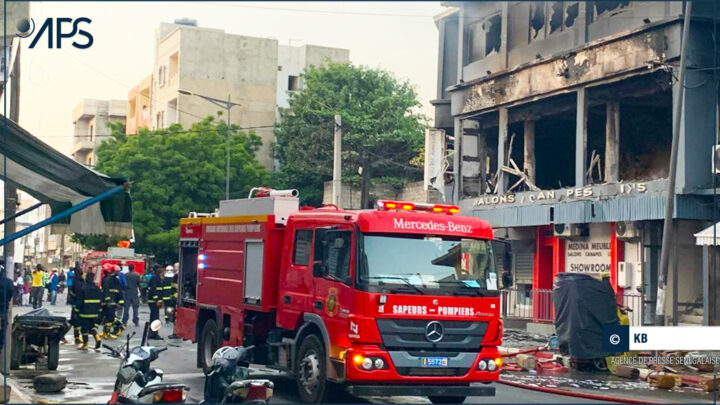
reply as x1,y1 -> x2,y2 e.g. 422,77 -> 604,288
203,345 -> 274,404
106,320 -> 190,404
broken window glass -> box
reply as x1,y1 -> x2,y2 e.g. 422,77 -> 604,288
565,2 -> 579,28
467,20 -> 486,63
548,2 -> 564,34
485,14 -> 502,56
530,2 -> 546,41
595,1 -> 630,18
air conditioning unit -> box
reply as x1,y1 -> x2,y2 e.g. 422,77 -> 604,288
615,221 -> 639,240
618,261 -> 633,288
633,262 -> 643,290
713,145 -> 720,174
553,223 -> 587,238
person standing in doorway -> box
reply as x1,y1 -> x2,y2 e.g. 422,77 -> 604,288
31,264 -> 46,309
122,264 -> 141,327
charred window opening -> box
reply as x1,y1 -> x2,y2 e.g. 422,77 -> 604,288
549,2 -> 564,34
485,14 -> 502,56
619,91 -> 672,182
594,1 -> 630,19
586,105 -> 607,184
530,2 -> 546,41
534,115 -> 576,190
480,128 -> 499,194
565,3 -> 579,28
468,13 -> 502,63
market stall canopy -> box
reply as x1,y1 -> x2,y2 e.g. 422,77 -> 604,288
695,223 -> 720,246
1,116 -> 132,237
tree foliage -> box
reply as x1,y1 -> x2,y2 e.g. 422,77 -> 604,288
70,233 -> 123,251
92,118 -> 268,262
274,62 -> 427,207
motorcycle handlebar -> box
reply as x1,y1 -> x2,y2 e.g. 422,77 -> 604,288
156,347 -> 168,353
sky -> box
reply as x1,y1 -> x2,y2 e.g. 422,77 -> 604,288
12,1 -> 446,155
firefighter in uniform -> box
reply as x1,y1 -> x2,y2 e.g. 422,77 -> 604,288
101,265 -> 123,339
68,264 -> 86,345
76,272 -> 103,350
161,266 -> 177,323
147,265 -> 163,339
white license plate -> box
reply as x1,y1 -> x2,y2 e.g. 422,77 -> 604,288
421,357 -> 449,367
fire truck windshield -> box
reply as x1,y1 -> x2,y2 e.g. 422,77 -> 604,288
358,234 -> 498,296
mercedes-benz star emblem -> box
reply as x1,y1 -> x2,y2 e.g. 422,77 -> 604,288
425,321 -> 444,343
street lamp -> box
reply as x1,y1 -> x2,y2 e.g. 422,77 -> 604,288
178,89 -> 241,200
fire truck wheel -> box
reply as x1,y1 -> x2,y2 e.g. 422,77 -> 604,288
296,334 -> 327,403
428,396 -> 466,404
199,319 -> 220,373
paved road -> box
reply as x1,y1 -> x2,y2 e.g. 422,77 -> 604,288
8,294 -> 598,404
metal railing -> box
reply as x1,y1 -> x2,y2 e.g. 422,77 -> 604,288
500,288 -> 645,326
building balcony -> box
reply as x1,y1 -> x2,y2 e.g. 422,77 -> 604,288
71,139 -> 94,155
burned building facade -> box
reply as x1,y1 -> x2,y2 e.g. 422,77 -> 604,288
431,1 -> 720,326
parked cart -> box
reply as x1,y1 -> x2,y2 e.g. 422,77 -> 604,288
10,308 -> 70,370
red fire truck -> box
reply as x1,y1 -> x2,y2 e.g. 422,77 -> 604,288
82,247 -> 146,286
175,189 -> 504,403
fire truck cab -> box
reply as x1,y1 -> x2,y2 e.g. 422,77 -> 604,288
175,189 -> 503,403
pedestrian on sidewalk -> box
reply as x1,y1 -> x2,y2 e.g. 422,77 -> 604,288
66,265 -> 75,305
122,264 -> 141,327
58,269 -> 66,294
49,269 -> 59,305
14,271 -> 24,306
31,264 -> 46,309
22,269 -> 31,307
147,265 -> 163,340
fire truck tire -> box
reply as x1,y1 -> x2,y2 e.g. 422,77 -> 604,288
428,396 -> 466,404
199,319 -> 220,374
296,334 -> 327,403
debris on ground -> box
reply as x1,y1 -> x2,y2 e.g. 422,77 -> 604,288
32,374 -> 67,393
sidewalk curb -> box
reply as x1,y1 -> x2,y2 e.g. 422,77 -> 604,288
498,378 -> 665,404
5,377 -> 33,404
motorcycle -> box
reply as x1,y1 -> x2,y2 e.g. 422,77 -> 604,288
203,345 -> 274,404
106,320 -> 190,404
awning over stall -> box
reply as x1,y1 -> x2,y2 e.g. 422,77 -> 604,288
1,116 -> 132,237
695,223 -> 720,246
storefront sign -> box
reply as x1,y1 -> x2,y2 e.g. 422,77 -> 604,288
566,225 -> 612,273
472,182 -> 647,207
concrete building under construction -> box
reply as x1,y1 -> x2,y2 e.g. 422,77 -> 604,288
430,1 -> 720,327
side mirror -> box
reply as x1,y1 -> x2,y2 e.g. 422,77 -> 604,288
502,271 -> 514,289
150,319 -> 162,332
503,250 -> 513,272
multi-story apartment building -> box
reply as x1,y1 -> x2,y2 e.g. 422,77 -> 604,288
431,2 -> 719,326
147,19 -> 349,170
71,99 -> 126,168
126,75 -> 153,135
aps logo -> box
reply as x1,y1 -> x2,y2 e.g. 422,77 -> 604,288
16,17 -> 93,49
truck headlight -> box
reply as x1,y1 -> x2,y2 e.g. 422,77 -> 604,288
374,358 -> 384,369
362,357 -> 373,370
477,360 -> 487,371
487,359 -> 496,371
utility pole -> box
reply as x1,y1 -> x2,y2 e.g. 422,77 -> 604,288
177,89 -> 240,200
226,95 -> 231,201
332,115 -> 342,207
656,1 -> 692,325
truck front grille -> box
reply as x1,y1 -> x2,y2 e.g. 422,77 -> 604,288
376,319 -> 488,350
